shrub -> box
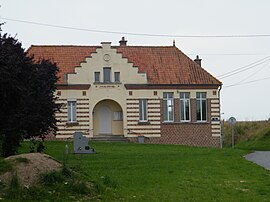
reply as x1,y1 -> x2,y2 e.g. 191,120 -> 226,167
29,139 -> 46,153
40,171 -> 64,185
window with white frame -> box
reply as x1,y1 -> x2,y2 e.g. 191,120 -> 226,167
139,99 -> 148,122
113,111 -> 123,120
163,92 -> 174,122
103,67 -> 111,82
67,100 -> 76,122
196,92 -> 207,121
180,92 -> 190,122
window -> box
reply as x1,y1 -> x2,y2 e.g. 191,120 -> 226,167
180,92 -> 190,122
113,111 -> 123,120
103,67 -> 111,82
67,100 -> 76,122
139,99 -> 148,122
114,72 -> 120,82
163,92 -> 174,122
94,72 -> 100,82
196,92 -> 207,121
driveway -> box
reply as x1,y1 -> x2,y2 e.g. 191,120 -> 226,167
244,151 -> 270,171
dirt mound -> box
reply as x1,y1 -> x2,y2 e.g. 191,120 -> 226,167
0,153 -> 62,186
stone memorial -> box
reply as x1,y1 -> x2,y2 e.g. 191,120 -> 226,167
73,132 -> 96,154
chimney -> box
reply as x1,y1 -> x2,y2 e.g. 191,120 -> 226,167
194,55 -> 202,66
119,36 -> 127,46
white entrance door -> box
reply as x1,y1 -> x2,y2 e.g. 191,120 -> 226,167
99,106 -> 112,134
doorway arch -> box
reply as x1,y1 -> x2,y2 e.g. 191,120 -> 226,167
92,99 -> 123,136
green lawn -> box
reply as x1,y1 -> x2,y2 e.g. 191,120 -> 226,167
236,126 -> 270,151
223,121 -> 270,148
17,141 -> 270,202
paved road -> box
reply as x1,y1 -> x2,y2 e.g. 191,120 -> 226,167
244,151 -> 270,171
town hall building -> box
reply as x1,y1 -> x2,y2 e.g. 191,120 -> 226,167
27,37 -> 222,147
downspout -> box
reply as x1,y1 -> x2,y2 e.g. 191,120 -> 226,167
218,84 -> 223,149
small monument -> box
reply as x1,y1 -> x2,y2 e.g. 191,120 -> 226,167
73,132 -> 96,154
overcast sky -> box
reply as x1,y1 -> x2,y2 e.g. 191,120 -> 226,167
1,0 -> 270,121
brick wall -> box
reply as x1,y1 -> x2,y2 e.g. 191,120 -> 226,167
128,123 -> 220,147
128,97 -> 220,148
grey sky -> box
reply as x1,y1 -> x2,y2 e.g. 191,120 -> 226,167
1,0 -> 270,121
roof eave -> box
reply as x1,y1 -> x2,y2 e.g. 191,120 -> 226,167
125,83 -> 222,90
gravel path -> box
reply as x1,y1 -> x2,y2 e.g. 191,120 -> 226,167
244,151 -> 270,171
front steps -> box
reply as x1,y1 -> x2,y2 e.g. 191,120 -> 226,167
91,135 -> 128,142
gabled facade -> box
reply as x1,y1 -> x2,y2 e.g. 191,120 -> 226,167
27,38 -> 222,147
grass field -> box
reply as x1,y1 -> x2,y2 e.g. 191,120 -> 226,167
14,141 -> 270,201
223,120 -> 270,148
236,125 -> 270,151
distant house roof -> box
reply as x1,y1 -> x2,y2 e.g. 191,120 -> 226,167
27,45 -> 222,86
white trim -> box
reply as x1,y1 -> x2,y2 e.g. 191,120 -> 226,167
180,92 -> 191,122
163,92 -> 174,122
147,112 -> 161,116
196,120 -> 207,123
139,99 -> 148,122
211,121 -> 220,124
211,125 -> 221,129
180,120 -> 191,123
67,100 -> 77,122
129,125 -> 161,129
126,100 -> 139,104
127,109 -> 139,113
67,98 -> 76,102
211,99 -> 219,103
149,121 -> 161,125
196,92 -> 207,122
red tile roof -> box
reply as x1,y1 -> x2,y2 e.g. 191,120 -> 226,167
27,45 -> 221,85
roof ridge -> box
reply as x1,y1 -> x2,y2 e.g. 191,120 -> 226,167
114,45 -> 175,48
30,45 -> 100,47
29,45 -> 176,48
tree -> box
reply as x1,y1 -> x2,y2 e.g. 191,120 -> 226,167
0,30 -> 59,157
